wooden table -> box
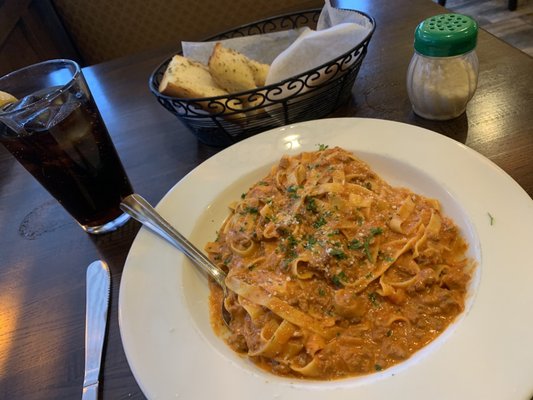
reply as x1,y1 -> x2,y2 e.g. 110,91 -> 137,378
1,0 -> 531,398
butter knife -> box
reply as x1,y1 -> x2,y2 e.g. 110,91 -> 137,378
82,260 -> 111,400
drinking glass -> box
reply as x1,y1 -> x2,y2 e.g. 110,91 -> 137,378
0,59 -> 133,234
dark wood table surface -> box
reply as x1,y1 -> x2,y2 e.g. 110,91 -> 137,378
1,0 -> 532,399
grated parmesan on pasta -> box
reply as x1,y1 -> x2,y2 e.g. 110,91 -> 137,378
205,147 -> 474,380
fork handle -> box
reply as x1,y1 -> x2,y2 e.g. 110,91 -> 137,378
120,194 -> 228,292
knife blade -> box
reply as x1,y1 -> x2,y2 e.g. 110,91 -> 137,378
82,260 -> 110,400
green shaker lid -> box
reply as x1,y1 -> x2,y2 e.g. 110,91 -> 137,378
414,14 -> 478,57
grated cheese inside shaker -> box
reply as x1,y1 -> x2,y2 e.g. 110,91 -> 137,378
407,14 -> 479,120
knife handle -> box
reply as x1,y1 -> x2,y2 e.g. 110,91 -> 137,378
83,260 -> 110,400
82,382 -> 98,400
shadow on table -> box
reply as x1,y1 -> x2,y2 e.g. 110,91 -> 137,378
332,95 -> 470,145
86,218 -> 147,399
0,147 -> 17,195
87,218 -> 141,274
407,112 -> 469,144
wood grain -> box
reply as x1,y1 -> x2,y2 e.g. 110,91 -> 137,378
445,0 -> 533,56
0,0 -> 531,399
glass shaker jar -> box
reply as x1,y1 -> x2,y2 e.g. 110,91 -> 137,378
407,14 -> 479,120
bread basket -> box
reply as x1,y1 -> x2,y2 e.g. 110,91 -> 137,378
149,9 -> 375,147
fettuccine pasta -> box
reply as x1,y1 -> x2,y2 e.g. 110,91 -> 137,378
205,146 -> 474,380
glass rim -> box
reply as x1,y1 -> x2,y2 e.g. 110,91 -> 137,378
0,59 -> 81,117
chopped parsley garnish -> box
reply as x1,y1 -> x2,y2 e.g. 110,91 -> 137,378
305,197 -> 318,213
363,227 -> 384,261
241,193 -> 246,199
368,292 -> 380,307
370,227 -> 383,236
349,236 -> 375,260
327,229 -> 340,237
348,239 -> 363,250
286,249 -> 297,261
281,250 -> 298,269
364,238 -> 372,262
386,329 -> 392,337
318,288 -> 326,296
244,206 -> 259,214
313,215 -> 327,229
304,235 -> 317,249
329,248 -> 347,259
331,271 -> 347,287
287,185 -> 301,199
374,364 -> 383,371
279,235 -> 299,267
258,181 -> 269,186
287,185 -> 299,192
317,143 -> 329,151
488,212 -> 495,226
378,250 -> 395,263
287,234 -> 298,248
364,182 -> 373,190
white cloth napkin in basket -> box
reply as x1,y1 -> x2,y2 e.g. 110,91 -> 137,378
182,0 -> 373,88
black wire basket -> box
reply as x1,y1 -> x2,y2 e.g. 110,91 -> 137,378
149,9 -> 375,147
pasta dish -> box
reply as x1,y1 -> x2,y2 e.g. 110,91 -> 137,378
205,146 -> 474,380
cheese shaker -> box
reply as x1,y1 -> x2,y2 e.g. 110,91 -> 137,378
407,14 -> 479,120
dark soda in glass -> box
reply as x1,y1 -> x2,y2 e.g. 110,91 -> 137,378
0,84 -> 133,233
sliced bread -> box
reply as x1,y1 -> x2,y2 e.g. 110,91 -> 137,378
158,54 -> 243,115
248,59 -> 269,87
159,55 -> 229,99
208,43 -> 270,93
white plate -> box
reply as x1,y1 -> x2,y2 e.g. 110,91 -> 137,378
119,118 -> 533,400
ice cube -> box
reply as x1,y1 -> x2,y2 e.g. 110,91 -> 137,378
6,94 -> 40,112
22,106 -> 59,131
15,88 -> 81,132
3,86 -> 61,113
50,102 -> 80,128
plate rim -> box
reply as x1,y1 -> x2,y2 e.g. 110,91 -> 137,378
119,117 -> 533,400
